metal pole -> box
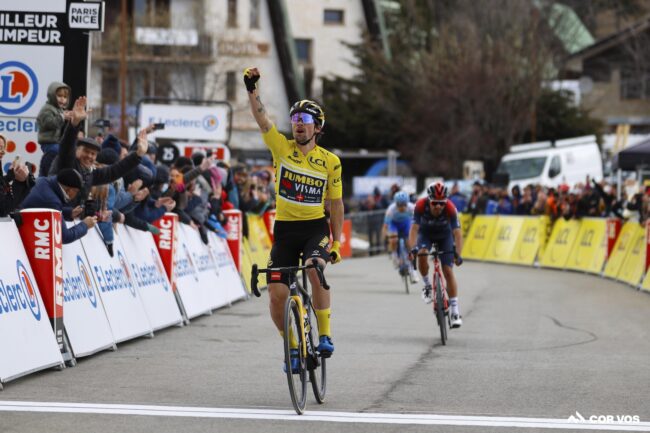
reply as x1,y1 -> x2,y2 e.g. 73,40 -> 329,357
119,0 -> 128,141
617,168 -> 622,200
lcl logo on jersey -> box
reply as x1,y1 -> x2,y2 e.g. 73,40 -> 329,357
0,61 -> 39,116
17,260 -> 41,321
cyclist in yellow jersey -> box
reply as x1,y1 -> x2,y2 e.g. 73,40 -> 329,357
244,67 -> 343,371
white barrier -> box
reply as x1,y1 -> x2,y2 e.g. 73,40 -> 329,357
207,232 -> 247,304
115,225 -> 183,331
0,220 -> 63,385
62,222 -> 116,357
80,227 -> 153,343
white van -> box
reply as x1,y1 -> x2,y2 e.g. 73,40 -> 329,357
497,135 -> 603,190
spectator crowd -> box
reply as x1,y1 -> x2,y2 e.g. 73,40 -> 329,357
0,85 -> 276,253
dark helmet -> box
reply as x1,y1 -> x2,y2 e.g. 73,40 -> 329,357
289,99 -> 325,128
427,182 -> 448,201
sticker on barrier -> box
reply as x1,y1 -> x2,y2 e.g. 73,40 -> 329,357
115,225 -> 183,331
509,217 -> 545,266
80,227 -> 153,343
616,224 -> 646,287
565,218 -> 607,274
462,215 -> 497,260
0,220 -> 63,385
603,222 -> 638,279
62,221 -> 115,357
207,232 -> 247,304
483,216 -> 525,263
459,213 -> 473,240
539,218 -> 580,269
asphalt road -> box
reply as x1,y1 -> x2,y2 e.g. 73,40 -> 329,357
1,257 -> 649,433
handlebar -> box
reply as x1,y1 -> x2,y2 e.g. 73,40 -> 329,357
250,258 -> 330,298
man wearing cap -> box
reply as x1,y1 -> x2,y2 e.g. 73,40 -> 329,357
20,168 -> 97,244
48,96 -> 149,206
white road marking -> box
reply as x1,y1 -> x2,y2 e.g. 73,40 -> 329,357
0,401 -> 648,431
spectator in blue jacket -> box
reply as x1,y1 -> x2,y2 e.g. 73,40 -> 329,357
20,168 -> 97,244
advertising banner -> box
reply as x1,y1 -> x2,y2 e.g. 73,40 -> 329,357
606,218 -> 622,260
153,213 -> 178,285
616,224 -> 646,287
340,219 -> 352,258
0,220 -> 63,384
263,209 -> 276,242
462,215 -> 497,260
459,213 -> 473,240
539,219 -> 580,269
603,222 -> 638,279
223,209 -> 242,271
17,209 -> 69,358
510,217 -> 546,266
115,225 -> 182,331
207,232 -> 247,304
565,218 -> 608,274
138,102 -> 231,142
483,216 -> 525,263
173,224 -> 213,319
62,221 -> 114,357
79,227 -> 152,343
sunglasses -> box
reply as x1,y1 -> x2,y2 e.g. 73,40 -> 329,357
430,200 -> 446,207
290,113 -> 315,124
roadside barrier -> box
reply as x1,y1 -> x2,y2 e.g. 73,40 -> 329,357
1,210 -> 247,389
462,214 -> 650,290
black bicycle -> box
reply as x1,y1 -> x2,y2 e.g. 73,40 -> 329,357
251,258 -> 329,415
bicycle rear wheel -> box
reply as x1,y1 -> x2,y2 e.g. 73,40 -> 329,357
284,297 -> 308,414
434,278 -> 447,345
306,303 -> 327,403
399,239 -> 410,294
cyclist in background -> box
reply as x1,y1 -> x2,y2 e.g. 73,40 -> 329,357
409,182 -> 464,328
382,191 -> 418,283
243,67 -> 343,372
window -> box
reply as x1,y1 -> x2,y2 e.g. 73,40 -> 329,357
250,0 -> 260,29
620,68 -> 650,100
496,157 -> 547,181
548,155 -> 561,178
226,71 -> 237,102
133,0 -> 170,27
294,39 -> 312,64
227,0 -> 237,28
323,9 -> 344,25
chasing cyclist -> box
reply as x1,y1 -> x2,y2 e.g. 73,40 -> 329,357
382,191 -> 418,283
408,182 -> 464,328
244,67 -> 343,372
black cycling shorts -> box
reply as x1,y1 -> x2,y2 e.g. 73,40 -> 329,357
267,217 -> 331,286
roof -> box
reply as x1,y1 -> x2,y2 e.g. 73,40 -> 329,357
567,15 -> 650,61
612,138 -> 650,170
547,2 -> 595,54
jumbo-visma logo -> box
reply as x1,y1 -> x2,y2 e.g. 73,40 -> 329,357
17,260 -> 42,320
0,61 -> 39,115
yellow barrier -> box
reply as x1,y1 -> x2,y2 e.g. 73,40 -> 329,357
246,215 -> 272,270
539,218 -> 581,269
483,216 -> 524,263
616,224 -> 646,287
459,213 -> 473,241
240,238 -> 254,293
603,222 -> 638,279
509,216 -> 548,266
641,268 -> 650,293
462,215 -> 497,260
565,218 -> 607,274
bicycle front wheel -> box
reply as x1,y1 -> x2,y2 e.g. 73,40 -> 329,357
284,297 -> 308,414
307,303 -> 327,403
399,239 -> 409,294
434,278 -> 447,345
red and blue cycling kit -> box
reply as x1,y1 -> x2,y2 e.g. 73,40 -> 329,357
412,197 -> 461,267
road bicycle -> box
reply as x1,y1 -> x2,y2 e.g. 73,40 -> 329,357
389,234 -> 412,294
251,258 -> 329,415
415,245 -> 452,345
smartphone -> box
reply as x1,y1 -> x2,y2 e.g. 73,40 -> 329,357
152,123 -> 166,131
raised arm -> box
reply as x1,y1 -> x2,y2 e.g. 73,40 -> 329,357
244,67 -> 273,133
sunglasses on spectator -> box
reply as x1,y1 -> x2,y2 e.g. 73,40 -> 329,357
430,200 -> 446,207
291,113 -> 315,124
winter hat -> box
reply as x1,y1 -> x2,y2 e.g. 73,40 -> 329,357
77,137 -> 101,152
101,134 -> 121,154
57,168 -> 83,189
173,156 -> 193,170
154,164 -> 170,184
96,148 -> 119,165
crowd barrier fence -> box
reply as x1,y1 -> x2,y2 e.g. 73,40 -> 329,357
461,214 -> 650,292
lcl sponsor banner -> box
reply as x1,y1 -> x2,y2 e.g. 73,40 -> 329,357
62,221 -> 114,357
207,232 -> 247,304
115,225 -> 182,331
153,213 -> 177,286
223,209 -> 242,271
173,224 -> 212,319
79,227 -> 152,343
177,223 -> 226,310
17,209 -> 65,352
0,219 -> 63,385
606,218 -> 622,260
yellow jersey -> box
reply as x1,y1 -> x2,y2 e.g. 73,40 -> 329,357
262,125 -> 342,221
